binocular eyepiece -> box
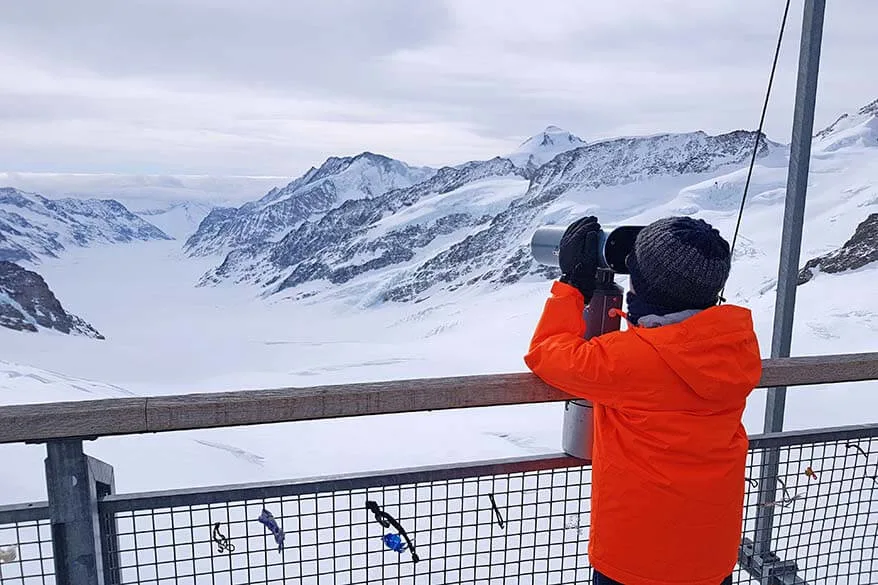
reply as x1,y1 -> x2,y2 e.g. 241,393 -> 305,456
530,224 -> 644,274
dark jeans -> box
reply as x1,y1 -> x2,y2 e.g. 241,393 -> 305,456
593,569 -> 733,585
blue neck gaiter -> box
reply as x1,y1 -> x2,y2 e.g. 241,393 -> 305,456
626,291 -> 677,326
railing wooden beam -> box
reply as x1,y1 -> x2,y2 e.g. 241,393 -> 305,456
1,352 -> 876,445
757,351 -> 878,387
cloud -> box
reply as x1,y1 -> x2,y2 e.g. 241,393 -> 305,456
0,0 -> 876,176
1,0 -> 450,89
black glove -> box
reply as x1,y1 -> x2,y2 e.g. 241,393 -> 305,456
558,216 -> 601,302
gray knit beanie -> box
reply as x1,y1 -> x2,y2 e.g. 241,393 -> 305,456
626,216 -> 731,310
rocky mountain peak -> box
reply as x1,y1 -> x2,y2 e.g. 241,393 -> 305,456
0,261 -> 103,338
815,98 -> 878,143
798,213 -> 878,284
508,126 -> 587,169
184,152 -> 435,257
859,98 -> 878,117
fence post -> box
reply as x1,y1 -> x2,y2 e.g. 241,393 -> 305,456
752,0 -> 825,582
45,439 -> 116,585
94,459 -> 120,585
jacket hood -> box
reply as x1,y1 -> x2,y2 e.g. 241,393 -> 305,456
631,305 -> 762,402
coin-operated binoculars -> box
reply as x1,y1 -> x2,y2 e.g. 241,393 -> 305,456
530,224 -> 644,459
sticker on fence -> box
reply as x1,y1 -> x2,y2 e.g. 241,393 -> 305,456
212,521 -> 235,553
0,545 -> 17,564
257,508 -> 285,553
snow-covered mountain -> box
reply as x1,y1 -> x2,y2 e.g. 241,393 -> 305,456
192,95 -> 878,307
379,130 -> 775,302
0,188 -> 171,263
814,98 -> 878,149
199,157 -> 527,289
0,172 -> 287,242
507,125 -> 587,170
129,200 -> 218,240
197,129 -> 773,303
184,152 -> 435,257
0,260 -> 102,338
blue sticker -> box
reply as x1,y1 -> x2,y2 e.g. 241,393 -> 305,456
258,508 -> 285,552
383,533 -> 408,553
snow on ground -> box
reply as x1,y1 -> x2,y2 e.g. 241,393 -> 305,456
0,223 -> 876,506
129,200 -> 219,240
0,240 -> 563,504
370,177 -> 529,234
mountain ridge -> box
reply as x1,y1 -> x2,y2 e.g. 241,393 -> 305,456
184,151 -> 435,257
192,128 -> 776,303
0,187 -> 171,263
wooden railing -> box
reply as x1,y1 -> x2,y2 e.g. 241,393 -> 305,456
1,352 -> 876,444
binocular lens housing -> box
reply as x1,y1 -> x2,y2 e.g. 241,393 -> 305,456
530,225 -> 644,274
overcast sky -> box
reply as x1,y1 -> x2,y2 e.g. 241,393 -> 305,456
1,0 -> 876,176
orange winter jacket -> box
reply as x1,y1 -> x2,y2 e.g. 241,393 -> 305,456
524,282 -> 762,585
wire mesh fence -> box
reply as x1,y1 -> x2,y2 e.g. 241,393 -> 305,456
0,504 -> 54,585
100,458 -> 592,585
95,425 -> 877,585
743,430 -> 878,584
0,426 -> 875,585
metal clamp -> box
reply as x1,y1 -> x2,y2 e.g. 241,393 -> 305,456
739,537 -> 807,584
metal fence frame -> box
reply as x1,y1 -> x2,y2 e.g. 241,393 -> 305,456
0,503 -> 54,585
0,503 -> 51,525
3,423 -> 876,584
98,455 -> 589,585
93,422 -> 878,514
742,424 -> 878,584
99,455 -> 583,516
98,424 -> 877,585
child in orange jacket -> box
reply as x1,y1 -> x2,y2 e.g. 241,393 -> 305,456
525,216 -> 762,585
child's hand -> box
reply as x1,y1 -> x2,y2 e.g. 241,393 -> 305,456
558,216 -> 601,302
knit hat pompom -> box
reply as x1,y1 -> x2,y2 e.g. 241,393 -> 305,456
626,216 -> 731,311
